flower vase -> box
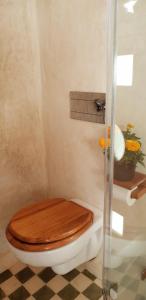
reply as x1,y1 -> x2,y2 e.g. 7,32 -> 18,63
114,161 -> 136,181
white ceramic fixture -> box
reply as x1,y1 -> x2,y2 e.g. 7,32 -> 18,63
6,199 -> 102,275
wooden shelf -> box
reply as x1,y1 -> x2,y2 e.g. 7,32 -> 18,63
114,172 -> 146,200
114,172 -> 146,190
131,181 -> 146,200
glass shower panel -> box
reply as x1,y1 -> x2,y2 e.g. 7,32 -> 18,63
104,0 -> 146,299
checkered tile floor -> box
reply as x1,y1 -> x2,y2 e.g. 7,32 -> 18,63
0,262 -> 103,300
106,257 -> 146,300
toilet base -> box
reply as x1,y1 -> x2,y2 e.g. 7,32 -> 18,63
52,235 -> 98,275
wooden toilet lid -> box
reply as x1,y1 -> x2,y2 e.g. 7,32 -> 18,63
7,198 -> 93,246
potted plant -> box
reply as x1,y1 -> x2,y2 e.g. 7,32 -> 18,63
99,124 -> 145,181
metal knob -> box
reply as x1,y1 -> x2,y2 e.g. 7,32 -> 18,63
95,100 -> 105,112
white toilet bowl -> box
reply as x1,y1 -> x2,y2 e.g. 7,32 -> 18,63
6,199 -> 102,275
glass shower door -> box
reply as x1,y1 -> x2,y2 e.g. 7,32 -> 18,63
104,0 -> 146,299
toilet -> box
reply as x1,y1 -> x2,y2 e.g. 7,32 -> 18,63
6,198 -> 102,275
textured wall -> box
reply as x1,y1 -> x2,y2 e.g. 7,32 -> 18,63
36,0 -> 106,210
0,0 -> 48,252
0,0 -> 107,278
36,0 -> 107,279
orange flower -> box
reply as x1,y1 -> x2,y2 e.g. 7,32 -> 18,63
125,140 -> 141,152
99,137 -> 110,149
127,123 -> 134,130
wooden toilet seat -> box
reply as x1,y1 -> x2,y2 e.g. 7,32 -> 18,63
6,198 -> 93,252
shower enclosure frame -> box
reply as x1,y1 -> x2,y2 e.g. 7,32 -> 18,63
102,0 -> 117,298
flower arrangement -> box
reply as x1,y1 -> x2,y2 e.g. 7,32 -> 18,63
99,124 -> 145,180
121,123 -> 145,167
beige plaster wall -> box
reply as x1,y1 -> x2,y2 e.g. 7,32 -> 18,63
36,0 -> 107,211
0,0 -> 48,252
0,0 -> 107,277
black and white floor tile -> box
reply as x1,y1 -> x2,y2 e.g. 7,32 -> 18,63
0,261 -> 103,300
106,257 -> 146,300
1,256 -> 146,299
